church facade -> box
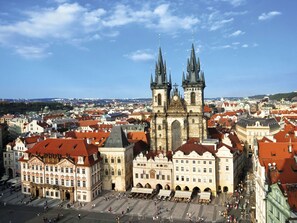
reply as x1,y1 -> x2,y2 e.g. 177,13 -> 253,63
150,44 -> 208,151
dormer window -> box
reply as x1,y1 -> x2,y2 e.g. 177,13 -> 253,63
78,156 -> 84,164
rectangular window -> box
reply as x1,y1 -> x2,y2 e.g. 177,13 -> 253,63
181,167 -> 184,171
55,178 -> 58,185
176,176 -> 179,181
176,166 -> 179,171
186,177 -> 189,182
40,177 -> 43,183
77,168 -> 80,173
193,160 -> 195,164
203,168 -> 207,173
61,167 -> 64,173
162,175 -> 165,180
46,177 -> 49,184
61,179 -> 64,186
45,166 -> 48,171
32,165 -> 34,170
209,168 -> 212,173
55,167 -> 58,172
82,169 -> 85,174
193,178 -> 196,182
32,176 -> 35,183
203,161 -> 206,164
39,166 -> 42,171
209,161 -> 212,164
50,166 -> 53,172
226,166 -> 229,171
193,167 -> 196,172
181,176 -> 184,181
167,175 -> 170,180
146,174 -> 149,179
65,168 -> 68,173
83,181 -> 86,187
71,180 -> 74,187
176,160 -> 178,163
77,181 -> 80,187
70,168 -> 73,173
135,173 -> 138,178
209,179 -> 212,183
198,178 -> 201,182
181,160 -> 184,163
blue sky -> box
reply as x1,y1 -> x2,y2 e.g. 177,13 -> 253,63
0,0 -> 296,99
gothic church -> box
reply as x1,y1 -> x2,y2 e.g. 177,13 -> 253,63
150,44 -> 208,151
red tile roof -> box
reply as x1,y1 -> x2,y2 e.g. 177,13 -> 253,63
175,141 -> 216,156
22,138 -> 100,166
127,131 -> 149,144
65,131 -> 110,147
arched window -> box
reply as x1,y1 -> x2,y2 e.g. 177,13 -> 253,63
158,125 -> 161,130
118,169 -> 121,175
111,168 -> 114,175
158,94 -> 162,106
191,92 -> 195,105
117,158 -> 121,163
111,158 -> 114,163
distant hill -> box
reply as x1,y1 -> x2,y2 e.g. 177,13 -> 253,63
249,92 -> 297,101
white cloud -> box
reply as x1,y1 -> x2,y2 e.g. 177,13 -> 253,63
0,2 -> 200,58
242,44 -> 248,48
229,30 -> 245,37
125,50 -> 155,62
102,4 -> 199,32
224,11 -> 248,16
14,45 -> 52,59
258,11 -> 281,21
209,18 -> 234,31
221,0 -> 245,7
202,10 -> 234,31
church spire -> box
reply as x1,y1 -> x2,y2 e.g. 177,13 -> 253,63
182,43 -> 205,89
150,47 -> 172,91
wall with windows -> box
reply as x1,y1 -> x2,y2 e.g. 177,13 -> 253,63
100,144 -> 134,191
133,152 -> 173,190
173,150 -> 216,194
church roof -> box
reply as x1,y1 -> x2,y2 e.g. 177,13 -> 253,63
104,126 -> 130,148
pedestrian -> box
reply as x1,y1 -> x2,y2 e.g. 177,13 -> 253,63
78,213 -> 81,219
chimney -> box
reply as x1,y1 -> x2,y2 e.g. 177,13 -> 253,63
288,138 -> 292,153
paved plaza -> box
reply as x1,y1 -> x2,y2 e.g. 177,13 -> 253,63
0,187 -> 253,222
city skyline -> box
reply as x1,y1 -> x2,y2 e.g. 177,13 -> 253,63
0,0 -> 296,99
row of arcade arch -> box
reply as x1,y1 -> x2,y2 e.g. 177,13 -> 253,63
135,183 -> 219,194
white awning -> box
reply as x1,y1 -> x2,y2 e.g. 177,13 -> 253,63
174,190 -> 192,199
199,192 -> 211,200
131,187 -> 153,194
158,189 -> 171,197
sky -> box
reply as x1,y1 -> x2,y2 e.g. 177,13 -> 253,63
0,0 -> 296,99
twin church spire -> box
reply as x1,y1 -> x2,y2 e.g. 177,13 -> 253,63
151,44 -> 205,92
150,47 -> 172,90
182,44 -> 205,88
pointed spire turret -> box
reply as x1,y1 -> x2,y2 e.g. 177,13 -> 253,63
182,43 -> 205,89
150,47 -> 172,92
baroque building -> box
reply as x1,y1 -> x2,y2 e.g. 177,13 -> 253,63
150,44 -> 207,151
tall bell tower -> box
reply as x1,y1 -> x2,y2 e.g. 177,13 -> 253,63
150,48 -> 172,151
182,44 -> 206,140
